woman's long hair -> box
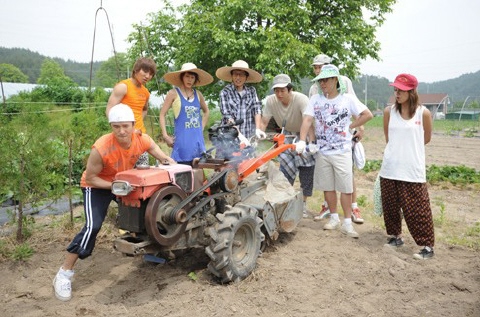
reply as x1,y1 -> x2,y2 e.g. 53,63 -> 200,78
395,89 -> 419,118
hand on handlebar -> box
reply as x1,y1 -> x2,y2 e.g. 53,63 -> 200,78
294,140 -> 306,154
255,129 -> 267,140
237,132 -> 251,147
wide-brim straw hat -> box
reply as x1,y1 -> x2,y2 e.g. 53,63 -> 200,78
215,60 -> 263,83
163,63 -> 214,87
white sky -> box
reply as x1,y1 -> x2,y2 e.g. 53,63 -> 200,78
1,0 -> 479,83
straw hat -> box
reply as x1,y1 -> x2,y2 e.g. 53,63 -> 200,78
163,63 -> 214,87
215,60 -> 263,83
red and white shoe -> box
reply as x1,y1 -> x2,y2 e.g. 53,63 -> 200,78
351,207 -> 364,224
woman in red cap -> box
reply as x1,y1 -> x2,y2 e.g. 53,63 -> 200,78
379,73 -> 435,260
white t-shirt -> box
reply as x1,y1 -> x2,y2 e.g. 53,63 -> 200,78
263,91 -> 309,133
304,92 -> 367,155
379,105 -> 427,182
309,75 -> 364,109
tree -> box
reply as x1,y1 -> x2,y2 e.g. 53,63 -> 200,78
36,58 -> 82,104
0,109 -> 66,242
94,53 -> 130,88
127,0 -> 395,100
37,58 -> 73,85
0,63 -> 29,83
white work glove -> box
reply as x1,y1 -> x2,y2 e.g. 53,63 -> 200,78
255,129 -> 267,139
307,143 -> 318,154
294,140 -> 306,154
237,132 -> 251,147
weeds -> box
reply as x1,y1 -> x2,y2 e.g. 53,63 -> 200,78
10,242 -> 34,261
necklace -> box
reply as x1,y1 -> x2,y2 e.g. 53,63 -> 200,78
182,88 -> 194,101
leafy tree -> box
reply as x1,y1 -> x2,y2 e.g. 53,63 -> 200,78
0,63 -> 29,83
37,58 -> 72,85
36,58 -> 84,104
94,53 -> 130,88
0,108 -> 66,242
127,0 -> 395,100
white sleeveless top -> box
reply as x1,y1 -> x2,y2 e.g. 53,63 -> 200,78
379,105 -> 427,183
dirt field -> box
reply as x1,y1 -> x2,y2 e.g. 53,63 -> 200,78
1,127 -> 479,317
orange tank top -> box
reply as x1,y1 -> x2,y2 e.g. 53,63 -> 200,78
120,79 -> 150,133
80,133 -> 153,188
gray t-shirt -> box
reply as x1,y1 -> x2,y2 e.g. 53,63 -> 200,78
263,91 -> 309,133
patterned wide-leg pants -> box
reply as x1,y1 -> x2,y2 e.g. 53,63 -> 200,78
380,177 -> 435,247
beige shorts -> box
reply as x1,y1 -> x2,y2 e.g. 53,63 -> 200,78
314,151 -> 353,193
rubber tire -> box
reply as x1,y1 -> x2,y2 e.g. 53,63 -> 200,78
205,204 -> 264,283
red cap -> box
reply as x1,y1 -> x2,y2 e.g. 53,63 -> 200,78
389,73 -> 418,91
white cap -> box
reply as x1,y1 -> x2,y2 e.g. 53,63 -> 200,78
311,54 -> 333,66
271,74 -> 291,89
108,103 -> 135,123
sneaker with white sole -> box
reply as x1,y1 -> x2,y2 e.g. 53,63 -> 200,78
340,223 -> 359,238
314,205 -> 331,221
53,268 -> 74,301
413,246 -> 434,260
385,237 -> 404,247
351,207 -> 364,224
323,217 -> 340,230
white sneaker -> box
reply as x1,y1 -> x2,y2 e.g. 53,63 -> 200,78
323,218 -> 340,230
341,223 -> 359,238
53,268 -> 74,301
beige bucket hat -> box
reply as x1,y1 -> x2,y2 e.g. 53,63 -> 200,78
163,63 -> 214,87
215,60 -> 263,83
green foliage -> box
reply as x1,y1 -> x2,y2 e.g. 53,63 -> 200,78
356,195 -> 368,207
10,242 -> 34,261
362,160 -> 382,173
433,199 -> 446,226
0,47 -> 103,85
427,165 -> 480,185
94,53 -> 130,88
0,63 -> 29,83
0,107 -> 67,241
127,0 -> 395,100
0,240 -> 8,258
187,271 -> 198,281
37,58 -> 70,85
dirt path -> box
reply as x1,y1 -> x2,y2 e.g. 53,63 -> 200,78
1,128 -> 479,317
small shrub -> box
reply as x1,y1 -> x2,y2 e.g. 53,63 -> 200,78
10,242 -> 34,261
356,195 -> 368,207
362,160 -> 382,173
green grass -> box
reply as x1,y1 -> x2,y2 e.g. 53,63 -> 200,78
366,116 -> 480,132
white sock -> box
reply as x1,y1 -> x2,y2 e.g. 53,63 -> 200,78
343,218 -> 352,225
59,267 -> 74,277
352,202 -> 358,209
331,213 -> 340,221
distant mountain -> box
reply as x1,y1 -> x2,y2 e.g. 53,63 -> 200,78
2,46 -> 479,106
0,47 -> 101,86
351,72 -> 480,107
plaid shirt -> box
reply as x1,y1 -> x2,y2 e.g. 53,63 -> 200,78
278,130 -> 316,183
219,83 -> 262,139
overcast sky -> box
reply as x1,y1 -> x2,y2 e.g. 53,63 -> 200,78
1,0 -> 479,83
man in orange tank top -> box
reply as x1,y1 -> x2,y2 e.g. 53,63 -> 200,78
52,104 -> 175,301
106,57 -> 157,166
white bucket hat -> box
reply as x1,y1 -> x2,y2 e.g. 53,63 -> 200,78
163,63 -> 214,87
215,60 -> 263,83
108,103 -> 135,123
311,54 -> 333,66
271,74 -> 291,89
